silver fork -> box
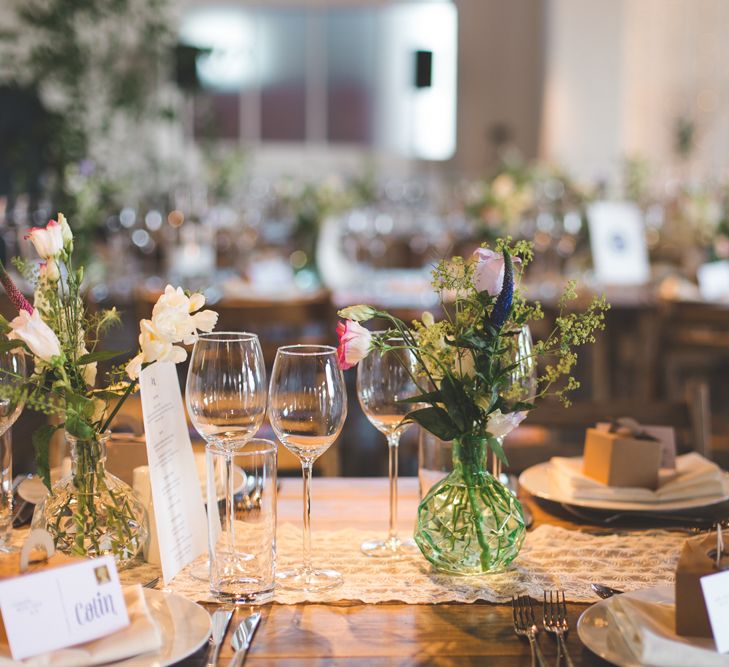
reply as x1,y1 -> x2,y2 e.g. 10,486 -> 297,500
512,595 -> 547,667
543,590 -> 574,667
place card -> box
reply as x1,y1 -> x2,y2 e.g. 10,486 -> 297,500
587,201 -> 651,285
0,555 -> 128,660
139,361 -> 207,584
701,569 -> 729,653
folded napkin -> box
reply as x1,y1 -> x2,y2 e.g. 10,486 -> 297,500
606,593 -> 729,666
0,585 -> 162,667
549,452 -> 726,503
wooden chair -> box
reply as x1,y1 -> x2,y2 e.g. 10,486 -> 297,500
503,380 -> 712,473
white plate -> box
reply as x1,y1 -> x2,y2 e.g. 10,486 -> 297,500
518,461 -> 729,512
577,585 -> 728,667
113,589 -> 211,667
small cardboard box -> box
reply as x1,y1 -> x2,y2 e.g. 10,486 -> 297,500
675,532 -> 729,637
582,428 -> 662,488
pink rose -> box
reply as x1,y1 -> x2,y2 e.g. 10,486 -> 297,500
336,319 -> 372,370
25,219 -> 64,259
472,248 -> 521,296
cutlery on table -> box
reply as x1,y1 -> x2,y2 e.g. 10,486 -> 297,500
543,590 -> 574,667
512,595 -> 547,667
206,608 -> 234,667
590,583 -> 624,599
142,577 -> 160,589
228,612 -> 261,667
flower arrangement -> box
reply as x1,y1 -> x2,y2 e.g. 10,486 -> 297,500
337,239 -> 609,574
0,213 -> 218,563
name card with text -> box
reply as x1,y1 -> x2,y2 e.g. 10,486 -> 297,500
140,362 -> 208,584
701,569 -> 729,653
0,556 -> 128,660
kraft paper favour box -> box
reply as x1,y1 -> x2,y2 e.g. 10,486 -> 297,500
582,428 -> 662,488
675,532 -> 729,637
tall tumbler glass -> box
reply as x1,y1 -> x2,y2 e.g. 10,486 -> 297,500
269,345 -> 347,591
0,349 -> 25,548
207,439 -> 277,603
357,338 -> 420,558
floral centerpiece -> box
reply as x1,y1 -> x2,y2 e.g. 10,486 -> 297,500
337,240 -> 608,574
0,214 -> 218,566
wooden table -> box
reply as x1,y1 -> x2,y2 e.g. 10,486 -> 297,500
176,477 -> 659,666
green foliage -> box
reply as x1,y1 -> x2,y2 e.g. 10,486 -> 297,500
33,424 -> 61,490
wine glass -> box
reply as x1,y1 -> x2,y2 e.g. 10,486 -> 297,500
185,332 -> 267,583
269,345 -> 347,591
357,337 -> 420,558
0,349 -> 26,550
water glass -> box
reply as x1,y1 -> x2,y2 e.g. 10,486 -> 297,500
207,439 -> 277,603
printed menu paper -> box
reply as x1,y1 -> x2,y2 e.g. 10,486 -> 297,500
700,568 -> 729,653
0,556 -> 128,660
140,361 -> 207,584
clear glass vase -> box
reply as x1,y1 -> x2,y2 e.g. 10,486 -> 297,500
32,430 -> 148,568
415,435 -> 526,575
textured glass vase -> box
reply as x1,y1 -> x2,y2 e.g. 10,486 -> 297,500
32,430 -> 148,567
415,435 -> 526,575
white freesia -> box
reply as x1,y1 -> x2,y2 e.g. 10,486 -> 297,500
151,285 -> 218,345
7,309 -> 62,362
26,220 -> 65,259
125,319 -> 188,380
485,409 -> 527,438
58,213 -> 74,253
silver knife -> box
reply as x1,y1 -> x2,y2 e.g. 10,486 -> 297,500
228,612 -> 262,667
206,608 -> 234,667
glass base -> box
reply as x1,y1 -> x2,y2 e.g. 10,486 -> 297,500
189,559 -> 210,581
361,536 -> 419,559
211,581 -> 274,604
277,567 -> 342,592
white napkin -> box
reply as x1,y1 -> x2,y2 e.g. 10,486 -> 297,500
0,585 -> 162,667
549,452 -> 726,503
606,594 -> 729,667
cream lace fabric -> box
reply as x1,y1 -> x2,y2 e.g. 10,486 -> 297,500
122,523 -> 687,605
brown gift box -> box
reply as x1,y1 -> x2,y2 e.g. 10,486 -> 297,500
582,427 -> 662,488
675,532 -> 729,637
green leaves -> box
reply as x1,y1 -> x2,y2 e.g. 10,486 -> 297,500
77,349 -> 125,365
33,424 -> 61,491
405,407 -> 459,442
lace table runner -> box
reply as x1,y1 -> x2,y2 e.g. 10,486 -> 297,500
124,523 -> 687,604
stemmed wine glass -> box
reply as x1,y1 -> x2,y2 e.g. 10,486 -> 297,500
0,349 -> 26,550
357,338 -> 420,558
269,345 -> 347,591
185,332 -> 267,583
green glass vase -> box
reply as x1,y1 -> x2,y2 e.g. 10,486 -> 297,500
415,435 -> 526,575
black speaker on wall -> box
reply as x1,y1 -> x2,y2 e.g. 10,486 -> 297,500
414,50 -> 433,89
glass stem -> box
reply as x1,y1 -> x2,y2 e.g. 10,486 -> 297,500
302,460 -> 313,575
387,432 -> 400,544
226,452 -> 235,553
0,430 -> 11,545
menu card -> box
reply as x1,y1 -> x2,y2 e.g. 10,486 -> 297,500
139,362 -> 207,584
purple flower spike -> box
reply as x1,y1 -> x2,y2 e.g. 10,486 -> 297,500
489,250 -> 513,329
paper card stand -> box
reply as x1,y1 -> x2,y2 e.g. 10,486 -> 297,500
139,362 -> 208,584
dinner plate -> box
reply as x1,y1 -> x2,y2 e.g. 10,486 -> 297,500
113,589 -> 211,667
518,461 -> 729,512
577,585 -> 728,667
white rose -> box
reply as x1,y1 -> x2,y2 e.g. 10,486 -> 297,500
7,309 -> 62,362
151,285 -> 218,344
125,319 -> 187,380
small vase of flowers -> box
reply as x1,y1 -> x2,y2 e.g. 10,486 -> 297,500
337,239 -> 608,574
0,214 -> 218,566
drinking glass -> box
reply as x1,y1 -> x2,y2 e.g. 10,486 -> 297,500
0,349 -> 26,548
269,345 -> 346,591
186,332 -> 267,584
206,439 -> 277,602
357,339 -> 420,557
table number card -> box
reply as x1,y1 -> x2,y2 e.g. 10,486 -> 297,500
140,361 -> 208,584
0,556 -> 128,660
701,569 -> 729,653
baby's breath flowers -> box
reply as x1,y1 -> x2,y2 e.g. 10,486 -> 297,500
336,238 -> 609,464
